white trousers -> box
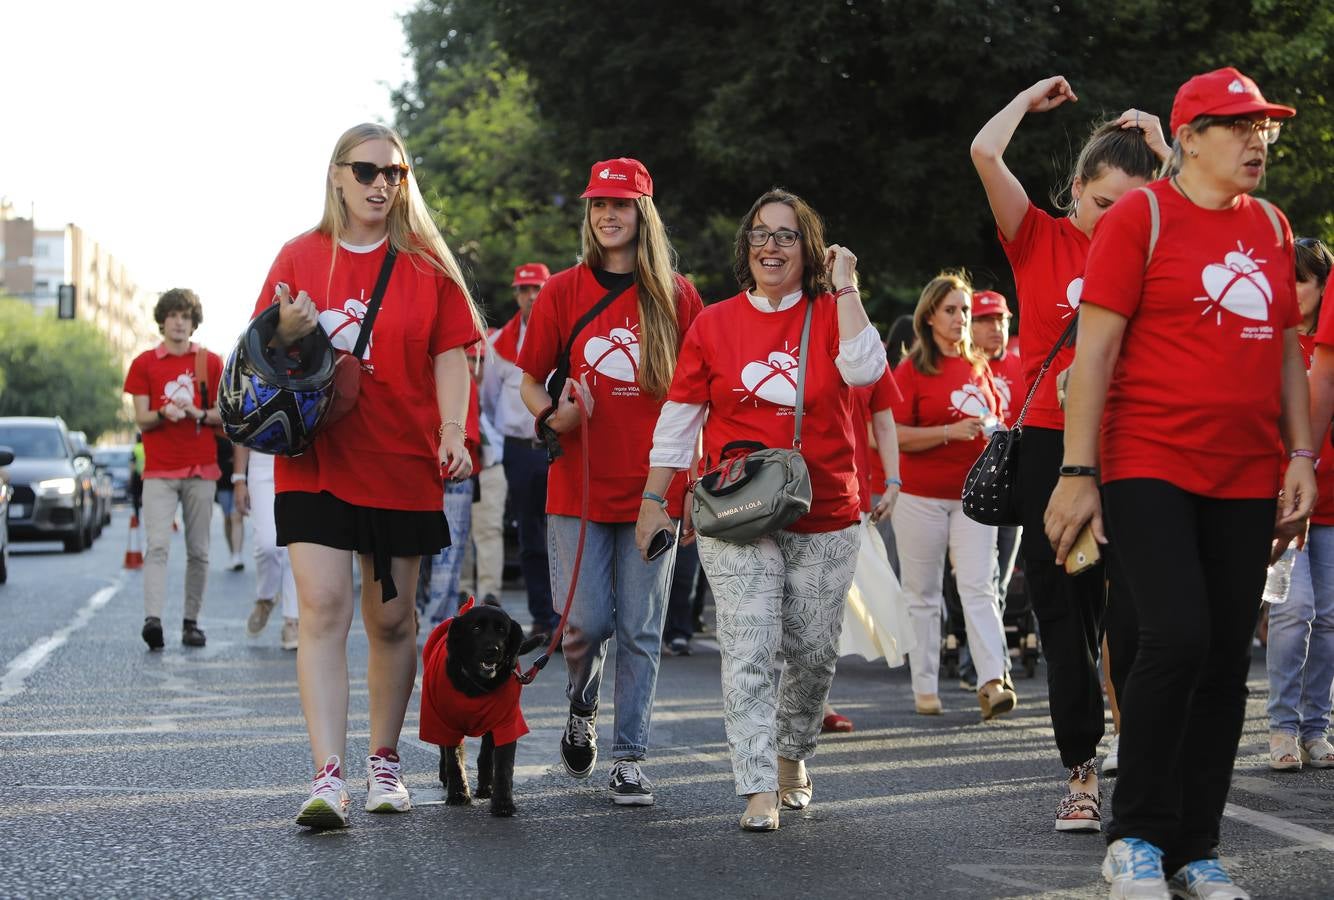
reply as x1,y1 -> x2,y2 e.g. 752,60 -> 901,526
891,492 -> 1006,695
247,453 -> 297,619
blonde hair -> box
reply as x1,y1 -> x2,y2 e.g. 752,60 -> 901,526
580,195 -> 682,398
906,271 -> 986,376
318,123 -> 486,340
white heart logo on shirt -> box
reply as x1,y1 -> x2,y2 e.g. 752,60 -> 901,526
319,299 -> 371,358
583,327 -> 640,382
950,383 -> 991,419
1199,249 -> 1272,322
162,373 -> 194,407
1065,277 -> 1083,309
739,351 -> 799,407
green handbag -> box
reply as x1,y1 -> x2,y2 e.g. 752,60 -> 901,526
691,298 -> 814,543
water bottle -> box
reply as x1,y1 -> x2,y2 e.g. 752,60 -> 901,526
1263,546 -> 1295,605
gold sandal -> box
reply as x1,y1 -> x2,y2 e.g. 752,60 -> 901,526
778,759 -> 813,811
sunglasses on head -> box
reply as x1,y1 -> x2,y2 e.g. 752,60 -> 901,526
337,161 -> 409,186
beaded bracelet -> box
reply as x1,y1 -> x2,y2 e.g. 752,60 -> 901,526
1290,448 -> 1317,461
439,419 -> 467,440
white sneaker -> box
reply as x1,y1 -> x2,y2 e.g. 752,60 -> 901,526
365,750 -> 412,813
296,756 -> 349,829
280,618 -> 299,651
1103,838 -> 1169,899
1103,733 -> 1120,777
229,551 -> 244,571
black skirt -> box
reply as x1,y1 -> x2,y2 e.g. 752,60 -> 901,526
276,490 -> 450,602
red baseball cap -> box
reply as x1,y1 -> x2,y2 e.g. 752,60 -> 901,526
972,290 -> 1011,318
511,263 -> 550,287
580,157 -> 654,199
1169,67 -> 1296,134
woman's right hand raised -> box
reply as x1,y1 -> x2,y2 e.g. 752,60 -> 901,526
274,282 -> 319,345
1022,76 -> 1078,114
946,417 -> 987,443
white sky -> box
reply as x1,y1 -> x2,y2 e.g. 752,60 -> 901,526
0,0 -> 416,350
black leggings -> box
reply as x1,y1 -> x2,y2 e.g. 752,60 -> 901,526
1017,426 -> 1107,768
1102,479 -> 1273,873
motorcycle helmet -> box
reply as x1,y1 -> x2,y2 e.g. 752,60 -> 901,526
219,305 -> 336,456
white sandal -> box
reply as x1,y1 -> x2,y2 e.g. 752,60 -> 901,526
1269,732 -> 1302,771
1302,736 -> 1334,769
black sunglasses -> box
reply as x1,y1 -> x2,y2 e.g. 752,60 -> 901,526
337,161 -> 410,186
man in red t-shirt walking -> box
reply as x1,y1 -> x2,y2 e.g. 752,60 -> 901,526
123,289 -> 225,650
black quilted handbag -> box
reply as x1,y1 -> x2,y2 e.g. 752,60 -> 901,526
961,315 -> 1078,526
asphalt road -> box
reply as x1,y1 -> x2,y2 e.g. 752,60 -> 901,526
1,507 -> 1331,898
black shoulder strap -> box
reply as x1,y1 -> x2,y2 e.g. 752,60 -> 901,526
1012,312 -> 1078,427
791,298 -> 815,448
560,280 -> 632,368
352,248 -> 398,360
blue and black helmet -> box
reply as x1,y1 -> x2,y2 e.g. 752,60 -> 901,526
219,305 -> 335,456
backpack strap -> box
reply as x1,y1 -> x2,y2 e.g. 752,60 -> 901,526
1138,186 -> 1160,270
1254,197 -> 1285,249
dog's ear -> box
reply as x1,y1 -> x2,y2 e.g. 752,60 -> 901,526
482,595 -> 503,608
519,632 -> 549,655
506,619 -> 525,659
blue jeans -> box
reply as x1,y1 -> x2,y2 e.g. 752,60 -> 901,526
420,479 -> 474,628
549,515 -> 676,759
1266,524 -> 1334,741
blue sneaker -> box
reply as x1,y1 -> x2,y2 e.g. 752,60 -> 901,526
1102,838 -> 1169,899
1167,859 -> 1250,899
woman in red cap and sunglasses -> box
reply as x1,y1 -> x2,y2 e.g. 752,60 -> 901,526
1046,68 -> 1310,899
517,157 -> 702,806
972,76 -> 1166,835
254,123 -> 485,829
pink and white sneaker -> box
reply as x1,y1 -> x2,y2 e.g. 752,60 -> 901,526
296,756 -> 350,829
365,748 -> 412,813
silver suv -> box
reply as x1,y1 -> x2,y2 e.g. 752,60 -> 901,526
0,417 -> 99,553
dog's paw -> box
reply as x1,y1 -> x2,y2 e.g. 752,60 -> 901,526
475,784 -> 493,800
445,791 -> 473,806
490,797 -> 516,817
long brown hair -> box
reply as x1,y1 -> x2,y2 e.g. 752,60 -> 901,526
906,271 -> 986,376
580,195 -> 682,398
732,188 -> 833,300
319,123 -> 486,340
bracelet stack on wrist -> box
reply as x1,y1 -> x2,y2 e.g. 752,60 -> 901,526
833,285 -> 859,300
439,419 -> 467,441
1290,449 -> 1317,462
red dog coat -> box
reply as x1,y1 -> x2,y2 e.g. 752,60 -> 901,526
420,615 -> 529,748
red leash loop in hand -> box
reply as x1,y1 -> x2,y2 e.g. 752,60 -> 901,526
516,385 -> 589,684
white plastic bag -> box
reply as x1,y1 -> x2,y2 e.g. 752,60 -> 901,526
840,518 -> 916,666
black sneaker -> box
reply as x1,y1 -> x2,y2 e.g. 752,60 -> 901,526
560,706 -> 597,778
182,619 -> 206,647
608,758 -> 654,806
665,637 -> 691,657
142,617 -> 164,651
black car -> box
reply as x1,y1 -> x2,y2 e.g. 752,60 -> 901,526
0,417 -> 99,553
93,445 -> 134,502
0,444 -> 13,583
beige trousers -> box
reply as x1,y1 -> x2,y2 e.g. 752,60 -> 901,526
142,477 -> 215,621
459,464 -> 507,600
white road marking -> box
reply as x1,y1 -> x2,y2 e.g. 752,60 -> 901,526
1224,802 -> 1334,852
0,577 -> 122,705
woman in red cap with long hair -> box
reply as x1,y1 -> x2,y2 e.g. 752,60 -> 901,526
1046,68 -> 1311,899
972,76 -> 1166,835
517,158 -> 702,806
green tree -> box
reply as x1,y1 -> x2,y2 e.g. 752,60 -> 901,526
0,297 -> 127,442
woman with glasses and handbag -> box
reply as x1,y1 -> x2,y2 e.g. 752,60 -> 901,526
636,188 -> 887,831
889,272 -> 1014,721
1045,69 -> 1311,898
253,122 -> 484,829
971,75 -> 1165,833
516,158 -> 702,807
1266,236 -> 1334,772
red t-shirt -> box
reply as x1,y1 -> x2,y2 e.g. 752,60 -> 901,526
1081,181 -> 1299,498
668,292 -> 860,533
892,354 -> 1001,500
419,618 -> 528,747
124,344 -> 225,475
251,231 -> 480,511
999,203 -> 1089,430
517,265 -> 702,522
1302,332 -> 1334,525
853,365 -> 903,511
987,346 -> 1024,424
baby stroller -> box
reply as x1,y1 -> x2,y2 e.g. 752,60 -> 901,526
941,554 -> 1041,681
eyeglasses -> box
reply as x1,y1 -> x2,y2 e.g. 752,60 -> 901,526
1210,116 -> 1282,145
337,161 -> 410,186
745,228 -> 802,248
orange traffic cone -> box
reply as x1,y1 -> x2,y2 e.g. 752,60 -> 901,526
124,514 -> 144,569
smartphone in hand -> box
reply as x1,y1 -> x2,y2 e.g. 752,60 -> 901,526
1064,524 -> 1102,575
646,528 -> 676,561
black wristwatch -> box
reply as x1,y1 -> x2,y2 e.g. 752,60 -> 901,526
1058,464 -> 1099,478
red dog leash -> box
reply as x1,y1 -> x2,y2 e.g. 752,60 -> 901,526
516,386 -> 590,685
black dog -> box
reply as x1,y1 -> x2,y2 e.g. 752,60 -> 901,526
420,597 -> 546,817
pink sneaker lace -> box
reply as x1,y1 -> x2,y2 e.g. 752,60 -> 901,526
367,751 -> 402,789
312,756 -> 345,795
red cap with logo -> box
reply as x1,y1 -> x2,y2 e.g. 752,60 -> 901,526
580,157 -> 654,199
972,290 -> 1011,318
511,263 -> 550,287
1169,67 -> 1296,134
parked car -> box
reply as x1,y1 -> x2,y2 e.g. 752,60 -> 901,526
69,431 -> 111,534
0,445 -> 13,583
93,445 -> 134,502
0,417 -> 99,553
